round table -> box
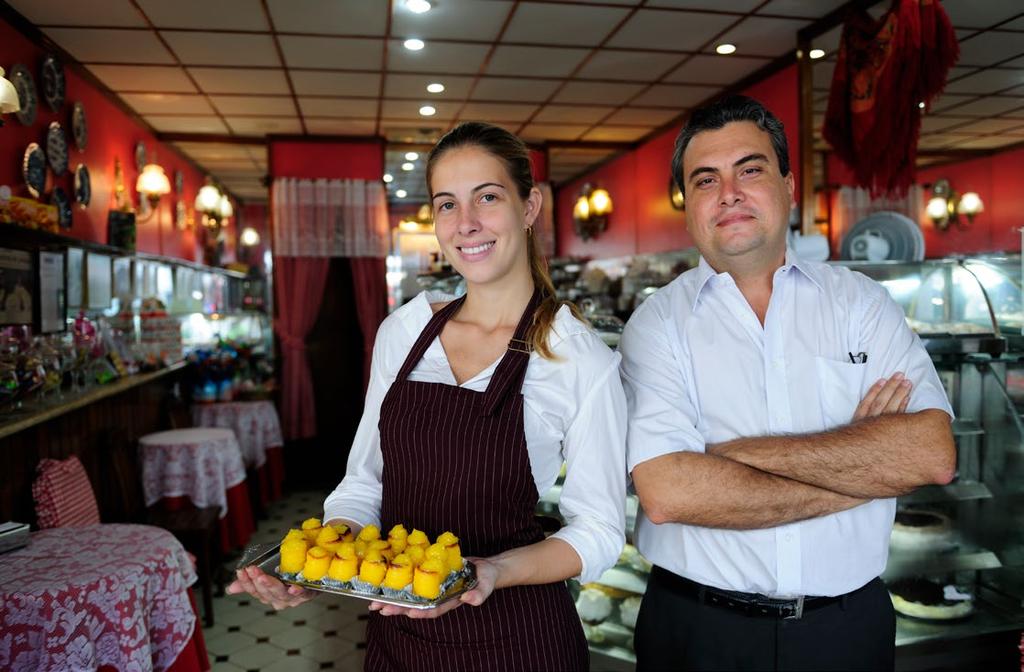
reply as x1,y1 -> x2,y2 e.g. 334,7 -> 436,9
140,427 -> 254,552
0,524 -> 207,672
191,400 -> 285,503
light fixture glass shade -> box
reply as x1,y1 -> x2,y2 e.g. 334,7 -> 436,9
136,163 -> 171,196
957,192 -> 983,216
0,67 -> 20,114
590,188 -> 613,215
196,184 -> 222,212
573,195 -> 590,221
218,194 -> 234,219
240,227 -> 261,246
926,196 -> 949,221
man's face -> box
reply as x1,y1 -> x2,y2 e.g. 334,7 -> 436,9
680,121 -> 795,267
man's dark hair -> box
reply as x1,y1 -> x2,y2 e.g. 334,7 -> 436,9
670,95 -> 791,192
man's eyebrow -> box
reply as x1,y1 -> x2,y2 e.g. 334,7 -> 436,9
734,153 -> 769,167
687,153 -> 770,183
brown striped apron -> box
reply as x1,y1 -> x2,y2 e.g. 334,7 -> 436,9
365,292 -> 589,672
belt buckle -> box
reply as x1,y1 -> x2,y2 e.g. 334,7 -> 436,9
783,595 -> 805,620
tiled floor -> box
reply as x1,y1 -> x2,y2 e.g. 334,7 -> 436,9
204,490 -> 634,672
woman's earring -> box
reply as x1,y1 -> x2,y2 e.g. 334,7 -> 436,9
526,226 -> 533,237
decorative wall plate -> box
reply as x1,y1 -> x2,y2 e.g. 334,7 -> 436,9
174,169 -> 184,194
51,186 -> 72,229
134,141 -> 147,172
75,164 -> 91,208
22,143 -> 47,198
46,122 -> 69,175
71,102 -> 88,151
10,63 -> 37,126
175,199 -> 187,229
41,55 -> 65,112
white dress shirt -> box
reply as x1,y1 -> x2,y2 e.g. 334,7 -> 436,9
324,291 -> 627,584
620,251 -> 953,598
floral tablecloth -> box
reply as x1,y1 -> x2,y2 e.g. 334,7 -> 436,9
140,428 -> 246,518
0,524 -> 197,672
191,401 -> 283,470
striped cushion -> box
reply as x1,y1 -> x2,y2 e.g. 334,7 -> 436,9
32,456 -> 101,528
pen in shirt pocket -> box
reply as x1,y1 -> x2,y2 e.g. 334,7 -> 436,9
848,352 -> 868,364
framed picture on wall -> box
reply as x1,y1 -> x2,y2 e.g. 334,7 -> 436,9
0,247 -> 34,327
37,250 -> 66,333
86,252 -> 112,310
66,247 -> 83,310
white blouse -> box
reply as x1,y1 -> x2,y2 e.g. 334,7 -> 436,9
323,291 -> 628,584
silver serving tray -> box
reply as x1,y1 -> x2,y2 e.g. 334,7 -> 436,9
237,542 -> 478,610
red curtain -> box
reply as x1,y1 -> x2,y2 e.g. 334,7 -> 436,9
349,257 -> 388,393
273,256 -> 330,440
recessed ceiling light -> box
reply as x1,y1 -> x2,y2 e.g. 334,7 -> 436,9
419,105 -> 436,116
426,82 -> 445,93
396,189 -> 408,198
715,43 -> 737,55
402,162 -> 415,171
405,151 -> 419,161
383,173 -> 393,183
918,101 -> 925,109
404,38 -> 425,51
406,0 -> 431,13
809,48 -> 826,60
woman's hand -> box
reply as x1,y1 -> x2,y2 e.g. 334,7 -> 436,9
227,565 -> 315,610
368,556 -> 500,619
854,372 -> 912,421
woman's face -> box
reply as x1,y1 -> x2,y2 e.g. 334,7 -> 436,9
429,145 -> 540,288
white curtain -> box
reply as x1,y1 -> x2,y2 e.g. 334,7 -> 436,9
835,185 -> 924,229
272,178 -> 389,258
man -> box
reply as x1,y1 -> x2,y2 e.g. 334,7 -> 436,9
619,95 -> 954,671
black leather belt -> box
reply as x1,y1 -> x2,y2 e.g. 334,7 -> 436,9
651,566 -> 871,620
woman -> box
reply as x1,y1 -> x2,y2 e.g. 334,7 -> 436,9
230,122 -> 627,670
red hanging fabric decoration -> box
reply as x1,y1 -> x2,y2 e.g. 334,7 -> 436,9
823,0 -> 958,196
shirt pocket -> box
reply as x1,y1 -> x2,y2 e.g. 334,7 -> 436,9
814,356 -> 867,429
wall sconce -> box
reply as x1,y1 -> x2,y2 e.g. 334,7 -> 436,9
573,184 -> 613,241
135,159 -> 171,222
398,203 -> 433,233
926,178 -> 983,231
669,176 -> 685,211
0,67 -> 20,127
195,181 -> 232,232
239,226 -> 260,246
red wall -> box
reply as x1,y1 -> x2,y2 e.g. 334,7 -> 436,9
269,140 -> 384,180
0,15 -> 223,261
555,64 -> 801,258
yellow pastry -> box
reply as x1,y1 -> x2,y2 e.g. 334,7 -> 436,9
354,539 -> 368,559
303,546 -> 331,581
413,558 -> 445,599
283,529 -> 306,544
331,523 -> 354,542
316,526 -> 343,554
405,545 -> 426,567
437,531 -> 463,573
370,539 -> 394,562
407,528 -> 429,549
280,538 -> 308,574
357,524 -> 381,543
359,549 -> 387,587
425,542 -> 448,566
301,517 -> 322,543
384,554 -> 414,590
328,545 -> 359,582
388,524 -> 408,554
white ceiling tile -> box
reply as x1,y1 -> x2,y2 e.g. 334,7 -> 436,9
120,93 -> 214,114
917,134 -> 959,149
188,68 -> 291,94
43,28 -> 175,64
145,115 -> 229,133
533,105 -> 616,124
486,46 -> 590,78
226,116 -> 303,135
162,31 -> 281,67
947,135 -> 1024,149
757,0 -> 849,17
88,65 -> 197,92
553,81 -> 646,104
279,36 -> 382,69
380,100 -> 460,121
940,0 -> 1024,29
928,92 -> 977,113
388,41 -> 491,75
958,31 -> 1024,67
812,26 -> 843,54
607,9 -> 737,51
211,95 -> 297,116
604,107 -> 679,126
582,126 -> 652,142
175,143 -> 255,160
646,0 -> 758,9
391,0 -> 512,41
470,77 -> 562,102
631,84 -> 718,107
666,55 -> 771,85
304,118 -> 378,135
714,16 -> 809,58
503,4 -> 630,47
298,97 -> 378,118
943,117 -> 1024,134
576,50 -> 681,81
457,102 -> 539,123
5,0 -> 145,27
812,59 -> 836,89
919,116 -> 973,133
519,124 -> 589,141
940,96 -> 1024,116
1001,18 -> 1024,30
385,74 -> 474,99
945,68 -> 1024,95
267,0 -> 387,35
291,71 -> 381,97
138,0 -> 268,30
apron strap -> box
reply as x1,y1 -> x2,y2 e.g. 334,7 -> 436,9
481,289 -> 544,417
395,295 -> 466,383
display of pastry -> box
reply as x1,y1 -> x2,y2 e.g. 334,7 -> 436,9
576,586 -> 614,624
890,509 -> 953,552
888,578 -> 974,620
619,595 -> 642,630
618,544 -> 652,573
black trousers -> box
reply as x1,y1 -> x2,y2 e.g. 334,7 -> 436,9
635,568 -> 896,672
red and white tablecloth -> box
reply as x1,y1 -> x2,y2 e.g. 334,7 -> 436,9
0,524 -> 197,672
191,400 -> 283,470
140,428 -> 246,517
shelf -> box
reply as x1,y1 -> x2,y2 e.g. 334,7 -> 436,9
883,548 -> 1001,581
0,361 -> 186,440
895,592 -> 1024,648
899,481 -> 992,505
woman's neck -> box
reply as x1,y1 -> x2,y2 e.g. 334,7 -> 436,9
458,272 -> 535,331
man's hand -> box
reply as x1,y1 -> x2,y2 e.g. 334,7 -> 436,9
853,373 -> 912,421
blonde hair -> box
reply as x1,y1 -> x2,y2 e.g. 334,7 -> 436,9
426,122 -> 583,360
